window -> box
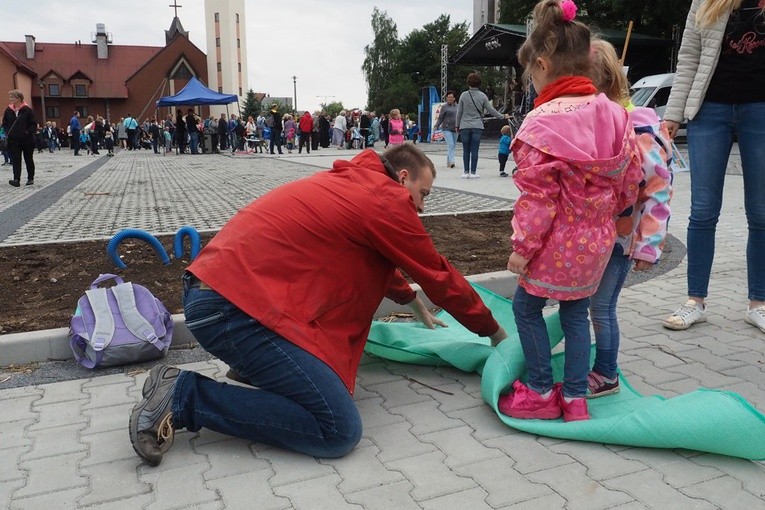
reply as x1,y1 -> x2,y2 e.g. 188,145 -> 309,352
171,62 -> 192,79
48,83 -> 60,96
214,12 -> 219,22
237,39 -> 240,48
238,63 -> 241,72
236,13 -> 239,23
76,106 -> 88,117
218,87 -> 223,93
239,87 -> 242,96
216,37 -> 220,47
45,106 -> 60,118
217,62 -> 221,71
74,84 -> 87,97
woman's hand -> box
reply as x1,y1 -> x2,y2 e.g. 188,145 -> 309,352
507,252 -> 529,274
489,326 -> 508,347
665,120 -> 680,139
407,296 -> 448,329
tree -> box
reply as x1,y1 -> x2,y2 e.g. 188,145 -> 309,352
322,101 -> 345,119
362,8 -> 400,112
240,89 -> 261,121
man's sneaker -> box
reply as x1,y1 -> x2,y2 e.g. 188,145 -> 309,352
586,371 -> 619,398
561,396 -> 590,422
460,173 -> 469,179
129,365 -> 179,466
663,300 -> 706,330
500,171 -> 509,177
745,305 -> 765,333
472,173 -> 481,179
498,381 -> 562,420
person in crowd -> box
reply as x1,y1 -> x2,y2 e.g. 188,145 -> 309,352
497,125 -> 512,177
164,114 -> 176,149
332,110 -> 347,149
434,91 -> 458,168
456,72 -> 509,179
185,109 -> 200,154
380,113 -> 389,148
69,111 -> 82,156
311,111 -> 321,151
0,126 -> 9,165
662,0 -> 765,333
245,116 -> 256,141
370,111 -> 380,143
116,118 -> 127,149
163,127 -> 173,154
359,111 -> 371,147
124,113 -> 139,150
2,90 -> 37,186
387,109 -> 405,146
103,119 -> 115,156
283,114 -> 297,154
298,110 -> 313,154
43,121 -> 56,153
175,112 -> 187,154
149,117 -> 161,154
92,115 -> 104,155
319,113 -> 331,148
228,114 -> 238,153
497,0 -> 642,422
217,113 -> 228,152
586,37 -> 674,397
234,117 -> 246,151
127,143 -> 507,466
268,106 -> 284,155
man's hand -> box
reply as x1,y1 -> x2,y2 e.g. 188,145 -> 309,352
407,296 -> 448,329
634,260 -> 654,272
507,252 -> 529,274
665,120 -> 680,139
489,326 -> 508,347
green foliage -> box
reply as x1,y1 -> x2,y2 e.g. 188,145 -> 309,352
240,89 -> 261,121
322,101 -> 345,119
362,8 -> 400,113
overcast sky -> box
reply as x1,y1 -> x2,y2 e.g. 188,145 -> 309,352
0,0 -> 474,113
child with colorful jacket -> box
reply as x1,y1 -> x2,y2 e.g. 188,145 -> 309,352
584,38 -> 674,397
498,0 -> 642,422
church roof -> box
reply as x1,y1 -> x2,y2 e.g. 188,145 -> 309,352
165,17 -> 189,44
1,41 -> 161,98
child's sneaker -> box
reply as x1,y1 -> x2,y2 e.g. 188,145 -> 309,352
744,305 -> 765,333
662,299 -> 706,330
560,395 -> 590,422
585,371 -> 619,398
498,381 -> 562,420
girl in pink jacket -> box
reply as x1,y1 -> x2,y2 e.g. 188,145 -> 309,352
498,0 -> 642,422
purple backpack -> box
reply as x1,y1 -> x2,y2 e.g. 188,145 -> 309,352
70,274 -> 173,368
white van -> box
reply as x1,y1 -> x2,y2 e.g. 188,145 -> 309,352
630,73 -> 686,137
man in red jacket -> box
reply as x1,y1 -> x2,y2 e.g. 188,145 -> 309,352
298,110 -> 313,154
129,144 -> 507,466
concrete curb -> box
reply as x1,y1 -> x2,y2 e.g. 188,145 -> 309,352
0,271 -> 517,366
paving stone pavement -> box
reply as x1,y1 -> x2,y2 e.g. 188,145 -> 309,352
1,145 -> 764,509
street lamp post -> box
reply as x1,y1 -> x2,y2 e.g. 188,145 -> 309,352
38,80 -> 46,124
292,76 -> 297,113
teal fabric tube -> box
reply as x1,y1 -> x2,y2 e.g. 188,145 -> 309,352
366,284 -> 765,460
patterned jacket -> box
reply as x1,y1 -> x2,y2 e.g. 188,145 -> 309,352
511,94 -> 642,300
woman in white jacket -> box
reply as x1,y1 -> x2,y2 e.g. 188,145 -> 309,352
332,111 -> 347,149
662,0 -> 765,333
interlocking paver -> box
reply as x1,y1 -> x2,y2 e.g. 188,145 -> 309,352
526,462 -> 634,509
140,462 -> 223,510
485,435 -> 576,475
254,448 -> 337,487
385,451 -> 476,501
272,473 -> 362,509
10,486 -> 89,510
418,486 -> 493,509
344,480 -> 420,510
419,425 -> 504,467
0,420 -> 34,451
320,444 -> 405,493
14,451 -> 88,498
79,428 -> 141,467
77,458 -> 152,507
20,423 -> 86,461
205,470 -> 291,510
364,420 -> 437,463
617,448 -> 725,487
195,437 -> 268,480
547,441 -> 647,481
681,475 -> 765,509
453,456 -> 553,507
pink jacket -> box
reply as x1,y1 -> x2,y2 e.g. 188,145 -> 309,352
511,94 -> 642,300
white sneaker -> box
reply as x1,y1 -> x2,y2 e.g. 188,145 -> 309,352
745,305 -> 765,333
663,300 -> 707,330
472,173 -> 480,179
461,173 -> 469,179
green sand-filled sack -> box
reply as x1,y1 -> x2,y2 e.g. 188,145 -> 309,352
366,284 -> 765,460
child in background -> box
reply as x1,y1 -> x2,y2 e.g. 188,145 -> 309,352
103,125 -> 115,157
585,38 -> 673,397
163,128 -> 173,154
387,109 -> 405,146
498,0 -> 642,422
498,125 -> 512,177
80,131 -> 91,155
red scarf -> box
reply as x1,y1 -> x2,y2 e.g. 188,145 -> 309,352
534,76 -> 597,108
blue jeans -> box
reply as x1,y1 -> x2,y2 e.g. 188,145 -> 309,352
686,101 -> 765,301
512,285 -> 591,398
176,276 -> 362,458
460,128 -> 482,174
442,130 -> 457,165
189,132 -> 200,154
589,244 -> 632,379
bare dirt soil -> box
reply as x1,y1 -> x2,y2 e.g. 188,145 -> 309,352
1,210 -> 512,335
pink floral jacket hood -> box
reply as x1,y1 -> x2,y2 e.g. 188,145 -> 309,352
511,93 -> 642,300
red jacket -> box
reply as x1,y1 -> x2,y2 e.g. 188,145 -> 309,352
298,112 -> 313,133
189,150 -> 499,392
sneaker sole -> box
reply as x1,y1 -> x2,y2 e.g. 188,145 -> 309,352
662,315 -> 706,330
129,367 -> 175,466
744,315 -> 765,333
585,386 -> 620,399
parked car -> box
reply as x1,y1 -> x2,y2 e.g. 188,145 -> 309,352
630,72 -> 686,138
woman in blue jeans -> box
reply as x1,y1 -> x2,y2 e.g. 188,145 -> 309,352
455,72 -> 508,178
662,0 -> 765,334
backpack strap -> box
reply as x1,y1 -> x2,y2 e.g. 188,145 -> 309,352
84,288 -> 116,351
111,283 -> 165,350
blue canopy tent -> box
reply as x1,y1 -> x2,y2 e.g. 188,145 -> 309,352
156,76 -> 239,108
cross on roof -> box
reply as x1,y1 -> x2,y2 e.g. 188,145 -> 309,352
169,1 -> 182,18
